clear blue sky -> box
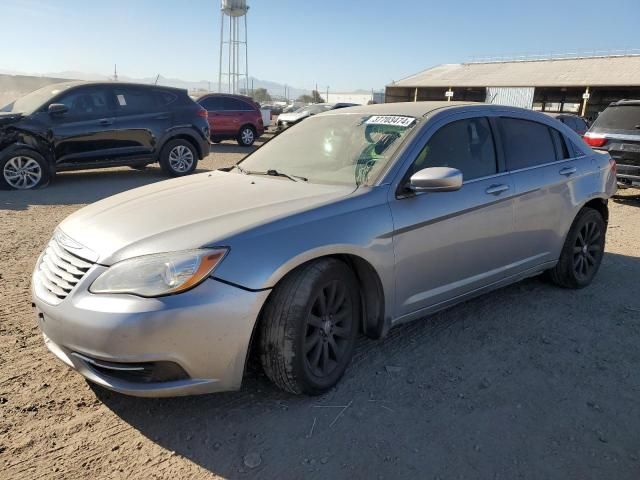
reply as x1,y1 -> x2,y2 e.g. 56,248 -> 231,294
2,0 -> 639,91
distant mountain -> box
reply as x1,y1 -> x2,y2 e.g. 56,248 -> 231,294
0,68 -> 309,99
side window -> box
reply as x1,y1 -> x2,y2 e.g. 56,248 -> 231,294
155,90 -> 177,106
410,117 -> 497,181
113,87 -> 159,114
550,128 -> 570,160
499,118 -> 557,170
54,87 -> 111,120
201,96 -> 224,111
224,97 -> 253,111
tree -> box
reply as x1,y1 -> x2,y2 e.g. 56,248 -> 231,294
296,90 -> 325,104
251,88 -> 272,103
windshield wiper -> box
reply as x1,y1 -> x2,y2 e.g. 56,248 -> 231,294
233,165 -> 307,182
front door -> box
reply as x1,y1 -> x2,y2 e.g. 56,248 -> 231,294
48,85 -> 118,165
389,115 -> 517,319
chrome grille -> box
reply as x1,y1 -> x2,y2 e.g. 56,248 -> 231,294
38,237 -> 94,300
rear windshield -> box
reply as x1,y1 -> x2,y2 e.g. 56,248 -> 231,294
591,105 -> 640,132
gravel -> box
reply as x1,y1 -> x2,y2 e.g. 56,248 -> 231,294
1,142 -> 639,479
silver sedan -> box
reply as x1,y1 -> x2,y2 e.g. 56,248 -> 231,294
32,102 -> 617,397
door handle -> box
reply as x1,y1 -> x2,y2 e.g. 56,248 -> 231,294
485,184 -> 510,195
98,118 -> 113,126
559,166 -> 577,176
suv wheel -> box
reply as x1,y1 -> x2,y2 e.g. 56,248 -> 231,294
0,149 -> 50,190
159,139 -> 198,177
259,258 -> 360,395
237,126 -> 256,147
548,207 -> 606,288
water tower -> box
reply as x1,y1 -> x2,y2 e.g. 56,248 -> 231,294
218,0 -> 249,95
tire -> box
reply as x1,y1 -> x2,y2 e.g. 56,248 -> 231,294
237,125 -> 257,146
0,149 -> 51,190
548,207 -> 606,289
259,258 -> 360,395
159,139 -> 198,177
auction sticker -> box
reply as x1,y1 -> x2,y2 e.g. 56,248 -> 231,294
365,115 -> 416,127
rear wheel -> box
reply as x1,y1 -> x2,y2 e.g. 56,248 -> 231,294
159,139 -> 198,177
548,208 -> 606,288
259,258 -> 360,395
237,125 -> 256,146
0,149 -> 50,190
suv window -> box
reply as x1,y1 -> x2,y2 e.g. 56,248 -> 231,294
113,87 -> 159,114
591,105 -> 640,132
224,97 -> 254,111
499,117 -> 557,170
155,90 -> 177,106
200,96 -> 224,111
54,87 -> 112,120
410,117 -> 497,181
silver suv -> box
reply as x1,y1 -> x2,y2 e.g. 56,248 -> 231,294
32,102 -> 617,397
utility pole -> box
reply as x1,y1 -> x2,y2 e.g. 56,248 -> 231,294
113,64 -> 118,82
326,86 -> 329,103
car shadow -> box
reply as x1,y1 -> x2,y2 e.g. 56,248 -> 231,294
0,167 -> 185,211
612,189 -> 640,207
92,252 -> 640,479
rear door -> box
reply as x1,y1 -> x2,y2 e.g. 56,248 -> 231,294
112,86 -> 172,159
499,116 -> 582,269
389,114 -> 517,318
49,85 -> 119,165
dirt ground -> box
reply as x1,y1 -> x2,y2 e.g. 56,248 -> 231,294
1,141 -> 640,479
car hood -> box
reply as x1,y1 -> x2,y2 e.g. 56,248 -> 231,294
58,170 -> 355,264
278,111 -> 309,122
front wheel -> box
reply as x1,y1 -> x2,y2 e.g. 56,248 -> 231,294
259,258 -> 360,395
548,207 -> 606,288
0,149 -> 50,190
237,126 -> 256,146
159,139 -> 198,177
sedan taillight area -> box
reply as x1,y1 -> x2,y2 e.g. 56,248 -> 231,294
583,133 -> 608,148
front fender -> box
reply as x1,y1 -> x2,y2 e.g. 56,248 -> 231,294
212,187 -> 396,320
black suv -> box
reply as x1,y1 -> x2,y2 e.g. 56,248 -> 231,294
584,100 -> 640,186
0,81 -> 210,190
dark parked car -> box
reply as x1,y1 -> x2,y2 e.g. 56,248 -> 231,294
583,100 -> 640,185
0,81 -> 210,190
197,93 -> 264,146
544,113 -> 590,135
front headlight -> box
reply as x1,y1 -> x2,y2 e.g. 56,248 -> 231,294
90,249 -> 228,297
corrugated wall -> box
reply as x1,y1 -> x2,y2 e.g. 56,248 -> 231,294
486,87 -> 535,108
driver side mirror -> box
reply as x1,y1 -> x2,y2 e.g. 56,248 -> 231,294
408,167 -> 463,192
48,103 -> 69,116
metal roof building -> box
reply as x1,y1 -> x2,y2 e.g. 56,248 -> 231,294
385,54 -> 640,120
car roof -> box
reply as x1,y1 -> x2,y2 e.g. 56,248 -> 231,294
318,101 -> 477,117
196,93 -> 254,101
610,99 -> 640,106
52,80 -> 187,93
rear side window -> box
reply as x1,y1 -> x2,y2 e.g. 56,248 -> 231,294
224,97 -> 254,111
499,118 -> 557,170
410,117 -> 497,181
200,96 -> 224,111
550,128 -> 570,160
155,90 -> 177,106
113,87 -> 158,114
591,105 -> 640,132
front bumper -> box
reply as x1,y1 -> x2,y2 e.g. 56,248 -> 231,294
32,265 -> 270,397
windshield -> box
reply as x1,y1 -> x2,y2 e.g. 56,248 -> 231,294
239,113 -> 417,186
4,83 -> 75,114
592,105 -> 640,132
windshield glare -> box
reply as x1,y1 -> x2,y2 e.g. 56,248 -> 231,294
5,83 -> 74,114
239,114 -> 416,186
